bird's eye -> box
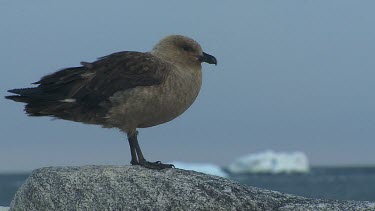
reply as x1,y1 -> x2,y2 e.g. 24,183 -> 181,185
182,45 -> 193,52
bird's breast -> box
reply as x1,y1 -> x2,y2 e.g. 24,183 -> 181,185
107,67 -> 202,130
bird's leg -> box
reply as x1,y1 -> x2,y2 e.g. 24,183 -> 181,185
127,131 -> 174,170
127,133 -> 139,165
128,139 -> 139,165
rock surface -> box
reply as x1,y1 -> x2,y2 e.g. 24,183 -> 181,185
10,166 -> 375,211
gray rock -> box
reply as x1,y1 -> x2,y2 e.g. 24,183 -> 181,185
10,166 -> 375,211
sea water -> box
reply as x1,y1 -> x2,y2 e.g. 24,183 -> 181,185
1,167 -> 375,206
230,166 -> 375,201
0,173 -> 29,207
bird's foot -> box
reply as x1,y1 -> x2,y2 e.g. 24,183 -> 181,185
130,160 -> 139,165
139,160 -> 174,170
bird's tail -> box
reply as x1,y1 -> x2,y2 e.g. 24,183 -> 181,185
6,88 -> 43,102
5,87 -> 64,116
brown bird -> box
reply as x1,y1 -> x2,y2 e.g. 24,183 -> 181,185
5,35 -> 217,169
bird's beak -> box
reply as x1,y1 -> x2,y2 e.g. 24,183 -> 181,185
199,52 -> 217,65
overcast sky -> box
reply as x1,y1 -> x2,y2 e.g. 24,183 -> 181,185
1,1 -> 375,172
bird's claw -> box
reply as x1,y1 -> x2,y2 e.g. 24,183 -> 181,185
139,160 -> 174,170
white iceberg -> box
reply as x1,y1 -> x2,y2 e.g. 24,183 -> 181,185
227,150 -> 310,174
171,161 -> 228,178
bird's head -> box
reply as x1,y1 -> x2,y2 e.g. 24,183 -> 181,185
151,35 -> 217,67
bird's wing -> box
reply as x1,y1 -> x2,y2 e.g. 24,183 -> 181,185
33,51 -> 170,105
6,51 -> 170,122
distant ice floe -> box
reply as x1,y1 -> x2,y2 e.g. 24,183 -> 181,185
171,161 -> 228,178
0,206 -> 9,211
227,150 -> 310,174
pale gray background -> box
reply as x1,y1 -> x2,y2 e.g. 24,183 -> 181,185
1,1 -> 374,172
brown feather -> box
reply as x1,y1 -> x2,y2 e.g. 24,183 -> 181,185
6,51 -> 170,125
